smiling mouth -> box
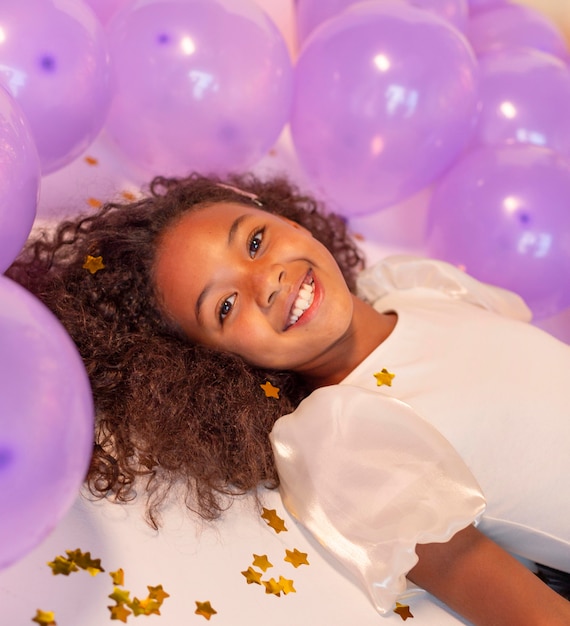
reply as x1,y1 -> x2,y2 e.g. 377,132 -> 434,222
286,275 -> 315,328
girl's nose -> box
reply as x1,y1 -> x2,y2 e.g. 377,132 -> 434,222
251,264 -> 285,307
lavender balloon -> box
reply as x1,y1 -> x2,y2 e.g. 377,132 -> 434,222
0,86 -> 40,273
291,0 -> 480,216
85,0 -> 127,24
426,145 -> 570,319
296,0 -> 469,46
0,276 -> 94,570
105,0 -> 293,177
467,4 -> 569,60
473,48 -> 570,157
0,0 -> 113,174
466,0 -> 509,15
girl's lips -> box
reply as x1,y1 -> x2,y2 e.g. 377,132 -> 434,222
283,271 -> 321,331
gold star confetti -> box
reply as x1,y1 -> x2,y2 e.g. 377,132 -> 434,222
83,254 -> 105,274
65,549 -> 104,576
284,548 -> 309,568
32,610 -> 56,625
84,156 -> 99,166
147,584 -> 170,604
195,600 -> 217,620
252,554 -> 273,572
87,197 -> 103,209
109,586 -> 132,605
374,368 -> 395,387
262,577 -> 282,596
241,566 -> 263,585
108,603 -> 132,623
130,597 -> 161,616
261,508 -> 287,533
110,568 -> 125,586
121,190 -> 137,201
394,602 -> 414,620
260,381 -> 280,398
47,555 -> 79,576
278,575 -> 296,595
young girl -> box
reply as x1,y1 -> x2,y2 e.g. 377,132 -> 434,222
7,172 -> 570,625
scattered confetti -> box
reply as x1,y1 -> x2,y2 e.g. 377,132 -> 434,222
47,555 -> 79,576
110,569 -> 125,586
109,603 -> 132,623
121,190 -> 137,201
32,609 -> 56,625
374,368 -> 395,387
241,566 -> 263,585
195,600 -> 217,620
65,549 -> 104,576
252,554 -> 273,572
261,508 -> 287,533
147,584 -> 170,604
84,155 -> 99,166
278,576 -> 296,595
130,597 -> 161,617
284,548 -> 309,568
262,577 -> 282,596
109,586 -> 132,605
83,255 -> 105,274
394,602 -> 414,621
87,197 -> 103,208
260,380 -> 280,398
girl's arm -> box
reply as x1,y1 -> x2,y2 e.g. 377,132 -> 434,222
408,524 -> 570,626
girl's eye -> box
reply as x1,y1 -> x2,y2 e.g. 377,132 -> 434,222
248,228 -> 264,258
219,294 -> 236,324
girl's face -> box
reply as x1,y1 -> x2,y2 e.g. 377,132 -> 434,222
154,201 -> 356,373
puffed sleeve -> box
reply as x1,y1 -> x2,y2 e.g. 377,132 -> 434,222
357,255 -> 532,322
269,385 -> 486,615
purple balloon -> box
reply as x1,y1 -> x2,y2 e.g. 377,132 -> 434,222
105,0 -> 293,177
467,4 -> 569,60
85,0 -> 128,24
473,48 -> 570,157
296,0 -> 469,46
0,86 -> 40,273
426,145 -> 570,319
0,0 -> 113,174
291,0 -> 480,216
466,0 -> 509,15
0,276 -> 94,570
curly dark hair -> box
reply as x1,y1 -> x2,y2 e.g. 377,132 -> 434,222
6,172 -> 364,527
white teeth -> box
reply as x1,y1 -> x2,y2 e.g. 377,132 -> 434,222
287,278 -> 314,327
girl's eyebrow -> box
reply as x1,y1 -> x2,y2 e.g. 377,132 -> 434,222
195,213 -> 248,323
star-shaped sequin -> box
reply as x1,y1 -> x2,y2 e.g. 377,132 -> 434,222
109,587 -> 131,605
278,576 -> 296,595
47,555 -> 79,576
394,602 -> 414,620
195,600 -> 217,620
260,381 -> 280,398
252,554 -> 273,572
130,597 -> 161,616
65,549 -> 104,575
374,368 -> 395,387
284,548 -> 309,568
110,569 -> 125,586
108,603 -> 131,622
83,255 -> 105,274
147,584 -> 170,604
241,566 -> 263,585
261,508 -> 287,533
262,577 -> 282,596
32,610 -> 56,625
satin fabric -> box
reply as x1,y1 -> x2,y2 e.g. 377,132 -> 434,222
270,385 -> 486,614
